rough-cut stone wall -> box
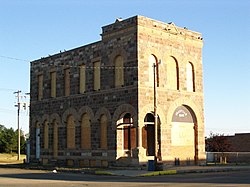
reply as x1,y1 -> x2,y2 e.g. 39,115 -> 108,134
137,16 -> 205,165
30,16 -> 138,167
30,15 -> 205,167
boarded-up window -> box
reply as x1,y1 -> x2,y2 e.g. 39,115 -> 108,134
115,56 -> 124,87
186,62 -> 195,92
43,120 -> 49,149
64,68 -> 70,96
79,65 -> 86,93
50,71 -> 56,97
167,57 -> 179,90
100,115 -> 107,149
123,126 -> 129,150
131,127 -> 136,149
38,74 -> 43,100
67,115 -> 75,149
142,126 -> 147,149
93,61 -> 100,90
53,120 -> 58,158
81,113 -> 91,149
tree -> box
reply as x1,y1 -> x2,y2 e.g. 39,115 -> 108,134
4,127 -> 16,153
205,132 -> 231,152
19,130 -> 26,154
0,124 -> 6,152
0,124 -> 26,154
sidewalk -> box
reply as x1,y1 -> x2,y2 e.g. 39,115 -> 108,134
93,165 -> 250,177
1,162 -> 250,177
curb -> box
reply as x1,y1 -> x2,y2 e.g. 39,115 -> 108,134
139,170 -> 177,177
1,163 -> 250,177
94,171 -> 114,175
139,166 -> 250,177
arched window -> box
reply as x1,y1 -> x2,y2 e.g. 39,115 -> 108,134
79,65 -> 86,93
148,54 -> 157,87
100,114 -> 108,149
67,115 -> 75,149
115,55 -> 124,87
167,57 -> 179,90
93,61 -> 101,90
171,105 -> 198,162
81,113 -> 91,149
38,74 -> 43,100
43,120 -> 49,149
52,120 -> 58,158
186,62 -> 195,92
64,68 -> 70,96
50,71 -> 56,97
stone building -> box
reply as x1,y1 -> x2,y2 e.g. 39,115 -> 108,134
29,15 -> 205,167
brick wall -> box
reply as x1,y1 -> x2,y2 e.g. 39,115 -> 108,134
226,133 -> 250,152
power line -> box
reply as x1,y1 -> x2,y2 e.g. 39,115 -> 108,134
0,55 -> 29,62
38,64 -> 138,69
0,88 -> 16,92
0,55 -> 138,69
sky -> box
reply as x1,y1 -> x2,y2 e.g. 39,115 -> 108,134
0,0 -> 249,136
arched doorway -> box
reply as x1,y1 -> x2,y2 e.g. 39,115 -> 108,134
116,113 -> 136,159
171,105 -> 198,164
142,113 -> 161,158
142,113 -> 155,156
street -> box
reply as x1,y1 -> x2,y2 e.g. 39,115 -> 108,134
0,167 -> 250,187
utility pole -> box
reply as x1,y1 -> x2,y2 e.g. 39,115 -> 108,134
14,90 -> 21,160
153,60 -> 160,166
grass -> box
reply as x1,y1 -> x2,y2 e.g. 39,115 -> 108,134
95,171 -> 113,175
140,170 -> 177,177
0,153 -> 26,164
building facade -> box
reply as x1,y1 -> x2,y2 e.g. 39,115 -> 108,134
207,133 -> 250,164
30,16 -> 205,167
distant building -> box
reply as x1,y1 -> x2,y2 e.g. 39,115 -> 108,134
226,133 -> 250,152
29,15 -> 205,167
206,133 -> 250,164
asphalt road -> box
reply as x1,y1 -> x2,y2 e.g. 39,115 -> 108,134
0,167 -> 250,187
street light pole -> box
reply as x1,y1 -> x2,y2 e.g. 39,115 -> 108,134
14,90 -> 21,160
153,61 -> 159,165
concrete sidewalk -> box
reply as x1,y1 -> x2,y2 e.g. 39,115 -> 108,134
1,162 -> 250,177
94,165 -> 250,177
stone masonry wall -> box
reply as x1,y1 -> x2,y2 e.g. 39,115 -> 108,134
29,15 -> 205,167
137,16 -> 205,165
30,17 -> 138,167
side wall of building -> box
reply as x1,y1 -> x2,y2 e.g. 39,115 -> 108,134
227,133 -> 250,152
29,17 -> 139,167
137,16 -> 205,165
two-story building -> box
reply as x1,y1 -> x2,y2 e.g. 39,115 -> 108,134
29,15 -> 205,167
